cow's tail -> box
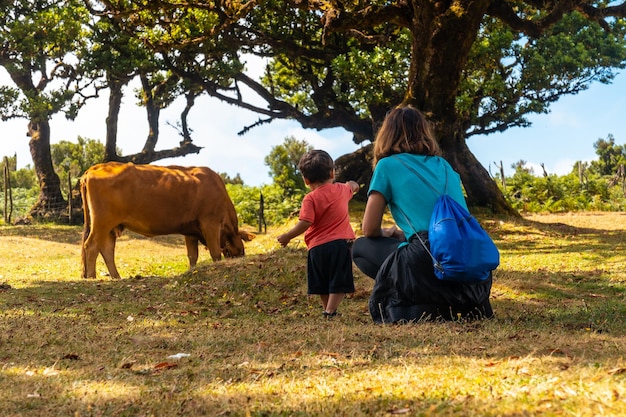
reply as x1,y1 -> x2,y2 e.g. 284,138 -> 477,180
80,175 -> 91,277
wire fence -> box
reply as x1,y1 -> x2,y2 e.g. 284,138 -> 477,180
1,167 -> 80,225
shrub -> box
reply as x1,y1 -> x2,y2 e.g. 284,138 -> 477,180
226,183 -> 305,227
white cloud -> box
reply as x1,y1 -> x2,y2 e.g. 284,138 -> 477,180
551,159 -> 578,176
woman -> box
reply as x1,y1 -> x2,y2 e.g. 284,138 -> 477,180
352,105 -> 494,323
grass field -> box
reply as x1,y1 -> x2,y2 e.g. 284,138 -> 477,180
1,210 -> 625,416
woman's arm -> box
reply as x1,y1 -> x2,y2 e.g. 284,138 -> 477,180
361,192 -> 387,237
362,191 -> 405,240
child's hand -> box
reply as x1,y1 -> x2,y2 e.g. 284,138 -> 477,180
277,234 -> 291,247
276,221 -> 310,247
347,180 -> 360,194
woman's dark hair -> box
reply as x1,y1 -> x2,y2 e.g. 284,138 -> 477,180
373,105 -> 441,167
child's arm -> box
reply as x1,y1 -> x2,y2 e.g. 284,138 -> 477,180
277,220 -> 312,247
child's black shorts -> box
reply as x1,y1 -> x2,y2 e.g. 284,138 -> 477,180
307,239 -> 355,295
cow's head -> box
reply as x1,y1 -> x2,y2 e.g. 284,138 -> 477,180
221,226 -> 255,258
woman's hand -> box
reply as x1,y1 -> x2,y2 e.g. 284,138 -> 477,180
382,226 -> 405,240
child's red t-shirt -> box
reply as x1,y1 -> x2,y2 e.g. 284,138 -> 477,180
299,182 -> 355,249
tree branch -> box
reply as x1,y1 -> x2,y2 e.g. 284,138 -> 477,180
118,140 -> 203,165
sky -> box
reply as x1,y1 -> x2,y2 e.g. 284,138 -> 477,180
1,68 -> 625,187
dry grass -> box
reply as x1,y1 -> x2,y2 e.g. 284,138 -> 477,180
0,211 -> 625,416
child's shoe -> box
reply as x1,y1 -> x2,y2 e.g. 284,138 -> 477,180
322,310 -> 338,319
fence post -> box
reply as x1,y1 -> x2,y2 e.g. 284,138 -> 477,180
68,171 -> 73,225
3,156 -> 13,224
257,192 -> 266,234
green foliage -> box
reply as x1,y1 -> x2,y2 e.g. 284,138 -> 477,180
7,186 -> 38,214
462,11 -> 626,137
493,134 -> 626,214
263,136 -> 312,194
220,172 -> 244,185
1,156 -> 37,192
50,137 -> 105,195
0,0 -> 92,121
12,166 -> 37,190
589,134 -> 626,176
227,183 -> 305,227
331,31 -> 412,115
0,183 -> 38,222
501,162 -> 622,213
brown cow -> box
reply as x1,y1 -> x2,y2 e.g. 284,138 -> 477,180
80,162 -> 254,278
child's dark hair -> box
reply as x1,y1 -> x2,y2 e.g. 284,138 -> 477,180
298,150 -> 334,184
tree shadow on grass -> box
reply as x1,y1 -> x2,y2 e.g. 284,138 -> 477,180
0,225 -> 193,248
1,253 -> 625,416
0,224 -> 84,244
1,247 -> 624,345
5,374 -> 609,417
490,216 -> 626,254
492,271 -> 626,329
4,369 -> 600,417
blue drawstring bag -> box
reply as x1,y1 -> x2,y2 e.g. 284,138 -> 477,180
428,194 -> 499,282
393,156 -> 499,283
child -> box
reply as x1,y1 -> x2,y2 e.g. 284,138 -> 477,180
277,150 -> 360,318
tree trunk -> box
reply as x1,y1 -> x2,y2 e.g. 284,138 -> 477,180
334,144 -> 373,202
143,103 -> 160,154
105,78 -> 125,161
403,1 -> 518,217
140,73 -> 160,154
440,127 -> 519,217
105,74 -> 202,165
26,120 -> 67,220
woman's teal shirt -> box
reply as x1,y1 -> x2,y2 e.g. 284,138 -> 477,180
368,153 -> 469,239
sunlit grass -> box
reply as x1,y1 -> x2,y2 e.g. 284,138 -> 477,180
1,212 -> 625,415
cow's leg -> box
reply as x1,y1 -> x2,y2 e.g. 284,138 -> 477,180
200,222 -> 222,262
99,230 -> 121,279
184,236 -> 199,269
81,225 -> 92,278
82,231 -> 101,279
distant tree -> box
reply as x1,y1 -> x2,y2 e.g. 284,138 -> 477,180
0,1 -> 94,219
511,160 -> 534,175
50,137 -> 106,195
51,137 -> 106,173
0,156 -> 37,191
81,10 -> 201,163
83,1 -> 228,163
13,166 -> 37,190
79,9 -> 141,162
226,183 -> 304,226
264,136 -> 312,193
590,134 -> 626,176
220,172 -> 244,185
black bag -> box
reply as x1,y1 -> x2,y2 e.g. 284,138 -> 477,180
369,236 -> 494,323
